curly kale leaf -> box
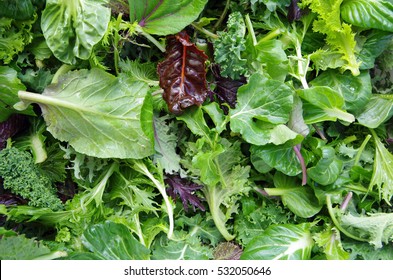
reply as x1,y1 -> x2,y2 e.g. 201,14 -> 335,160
214,12 -> 248,80
0,147 -> 63,211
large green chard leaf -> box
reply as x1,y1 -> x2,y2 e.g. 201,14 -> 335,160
41,0 -> 111,64
341,0 -> 393,32
297,86 -> 355,124
229,73 -> 296,145
310,70 -> 372,116
0,66 -> 35,121
128,0 -> 208,35
241,223 -> 314,260
81,221 -> 150,260
265,172 -> 322,218
16,68 -> 154,159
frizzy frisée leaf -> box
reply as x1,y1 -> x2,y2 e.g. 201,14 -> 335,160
158,31 -> 208,114
15,68 -> 154,159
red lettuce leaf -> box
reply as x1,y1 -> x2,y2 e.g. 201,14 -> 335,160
212,65 -> 246,114
165,174 -> 205,212
158,31 -> 208,114
0,114 -> 28,150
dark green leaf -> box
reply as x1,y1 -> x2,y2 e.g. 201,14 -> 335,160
341,0 -> 393,32
129,0 -> 208,35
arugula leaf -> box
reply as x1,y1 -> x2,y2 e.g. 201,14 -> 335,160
369,129 -> 393,203
341,0 -> 393,32
129,0 -> 208,35
240,223 -> 314,260
16,68 -> 154,159
153,115 -> 182,174
41,0 -> 111,64
229,73 -> 296,145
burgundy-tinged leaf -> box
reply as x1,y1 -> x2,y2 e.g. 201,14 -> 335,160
0,114 -> 29,150
165,174 -> 205,212
212,65 -> 246,114
158,31 -> 208,114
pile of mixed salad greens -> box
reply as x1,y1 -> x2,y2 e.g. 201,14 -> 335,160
1,0 -> 393,260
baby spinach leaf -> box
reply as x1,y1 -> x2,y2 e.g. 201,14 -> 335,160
241,223 -> 314,260
297,86 -> 355,124
158,31 -> 208,114
81,221 -> 150,260
229,73 -> 295,145
250,142 -> 306,176
41,0 -> 111,64
341,0 -> 393,32
310,70 -> 372,116
16,68 -> 154,159
265,172 -> 322,218
307,146 -> 343,186
357,95 -> 393,128
129,0 -> 208,35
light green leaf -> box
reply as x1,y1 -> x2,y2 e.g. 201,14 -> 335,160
151,233 -> 212,260
307,146 -> 343,185
230,73 -> 294,145
314,226 -> 350,260
41,0 -> 111,64
81,221 -> 150,260
369,130 -> 393,203
340,212 -> 393,249
16,68 -> 154,159
357,95 -> 393,128
0,66 -> 34,121
298,86 -> 355,124
341,0 -> 393,32
241,223 -> 314,260
302,0 -> 360,75
0,235 -> 51,260
129,0 -> 208,35
265,172 -> 322,218
153,115 -> 182,174
310,70 -> 372,116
